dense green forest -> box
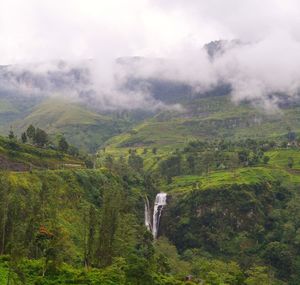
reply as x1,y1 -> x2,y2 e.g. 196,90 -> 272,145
2,1 -> 300,283
1,124 -> 300,284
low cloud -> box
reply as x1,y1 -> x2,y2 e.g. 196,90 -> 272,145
213,33 -> 300,108
1,0 -> 300,110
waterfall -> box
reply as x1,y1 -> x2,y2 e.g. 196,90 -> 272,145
144,195 -> 152,232
144,192 -> 168,239
152,192 -> 167,239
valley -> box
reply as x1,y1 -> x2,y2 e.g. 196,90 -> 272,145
1,105 -> 300,283
0,34 -> 300,284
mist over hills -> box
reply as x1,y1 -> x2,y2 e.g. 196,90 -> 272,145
1,40 -> 300,152
3,1 -> 300,282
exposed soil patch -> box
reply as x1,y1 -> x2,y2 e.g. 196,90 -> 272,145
0,155 -> 29,171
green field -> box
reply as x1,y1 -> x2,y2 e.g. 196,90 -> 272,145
163,166 -> 300,194
266,148 -> 300,169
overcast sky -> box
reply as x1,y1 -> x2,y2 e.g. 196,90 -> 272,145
1,0 -> 299,64
1,0 -> 300,109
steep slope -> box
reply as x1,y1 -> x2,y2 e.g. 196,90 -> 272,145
10,98 -> 132,152
0,90 -> 44,130
145,135 -> 300,283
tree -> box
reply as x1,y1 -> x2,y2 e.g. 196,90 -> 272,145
96,186 -> 121,268
128,153 -> 143,172
187,155 -> 196,173
263,155 -> 270,164
160,155 -> 181,180
33,128 -> 48,147
263,241 -> 293,279
238,150 -> 249,165
104,155 -> 114,169
288,157 -> 294,168
7,129 -> 19,151
287,129 -> 296,142
244,266 -> 273,285
58,136 -> 69,152
21,132 -> 27,144
26,125 -> 36,141
68,145 -> 79,157
85,158 -> 94,169
84,205 -> 97,267
8,128 -> 15,140
0,174 -> 9,254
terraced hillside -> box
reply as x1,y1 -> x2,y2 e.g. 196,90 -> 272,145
103,94 -> 300,164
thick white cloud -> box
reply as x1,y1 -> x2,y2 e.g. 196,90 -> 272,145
0,0 -> 199,64
1,0 -> 300,109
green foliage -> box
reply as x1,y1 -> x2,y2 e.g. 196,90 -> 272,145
58,136 -> 69,152
104,94 -> 300,160
159,154 -> 181,182
1,124 -> 300,284
263,242 -> 293,279
33,128 -> 48,147
287,156 -> 294,168
8,128 -> 15,140
5,98 -> 139,152
26,125 -> 36,141
21,132 -> 27,143
263,155 -> 270,164
84,157 -> 94,169
0,167 -> 195,284
0,135 -> 84,171
191,258 -> 243,285
244,266 -> 274,285
96,185 -> 122,268
128,153 -> 144,172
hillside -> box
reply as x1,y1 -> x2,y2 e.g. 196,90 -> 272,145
2,61 -> 300,155
1,157 -> 295,284
3,0 -> 300,283
152,139 -> 300,283
4,98 -> 136,152
1,138 -> 300,283
0,169 -> 145,284
103,94 -> 300,163
2,108 -> 300,283
0,135 -> 84,170
0,63 -> 153,152
0,90 -> 44,129
2,59 -> 300,285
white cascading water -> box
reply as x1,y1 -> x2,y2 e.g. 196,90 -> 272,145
152,193 -> 167,239
144,195 -> 152,232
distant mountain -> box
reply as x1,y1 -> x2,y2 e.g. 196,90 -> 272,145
0,61 -> 90,92
204,39 -> 243,59
1,42 -> 300,153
